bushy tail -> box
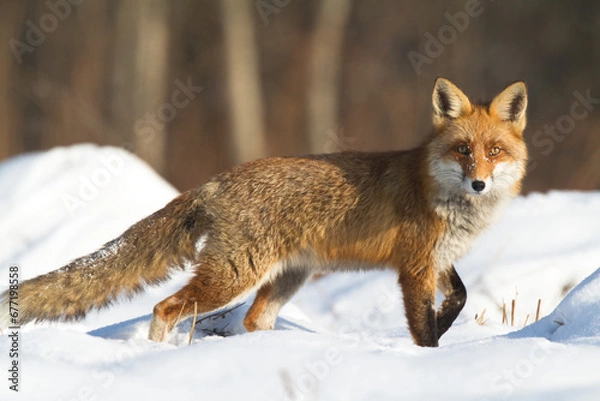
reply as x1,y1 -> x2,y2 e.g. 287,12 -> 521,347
0,189 -> 210,327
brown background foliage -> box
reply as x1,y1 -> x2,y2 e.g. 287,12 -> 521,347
0,0 -> 598,193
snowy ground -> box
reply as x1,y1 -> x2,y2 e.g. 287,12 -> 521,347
1,145 -> 600,401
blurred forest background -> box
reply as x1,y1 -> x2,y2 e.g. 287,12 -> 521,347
0,0 -> 598,193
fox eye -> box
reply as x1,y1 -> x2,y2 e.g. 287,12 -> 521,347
489,146 -> 502,156
456,144 -> 470,155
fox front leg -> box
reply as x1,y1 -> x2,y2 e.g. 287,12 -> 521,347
398,267 -> 438,347
436,265 -> 467,339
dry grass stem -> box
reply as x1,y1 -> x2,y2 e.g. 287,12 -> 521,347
475,308 -> 488,325
188,301 -> 198,345
176,301 -> 186,325
511,299 -> 516,326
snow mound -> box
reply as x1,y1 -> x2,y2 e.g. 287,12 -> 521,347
0,144 -> 179,276
0,144 -> 188,331
516,267 -> 600,343
458,191 -> 600,329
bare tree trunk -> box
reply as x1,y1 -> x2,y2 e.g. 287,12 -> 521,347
0,2 -> 26,160
112,0 -> 169,174
307,0 -> 353,153
221,0 -> 267,164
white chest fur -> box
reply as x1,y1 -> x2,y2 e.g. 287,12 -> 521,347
432,193 -> 510,271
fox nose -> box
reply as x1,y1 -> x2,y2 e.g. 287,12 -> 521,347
471,180 -> 486,192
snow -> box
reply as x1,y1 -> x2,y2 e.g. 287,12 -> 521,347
1,144 -> 600,400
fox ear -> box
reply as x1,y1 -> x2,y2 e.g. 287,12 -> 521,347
490,81 -> 528,131
432,78 -> 472,127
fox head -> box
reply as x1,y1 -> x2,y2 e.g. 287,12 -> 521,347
427,78 -> 528,198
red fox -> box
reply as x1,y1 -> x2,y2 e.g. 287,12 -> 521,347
0,78 -> 528,347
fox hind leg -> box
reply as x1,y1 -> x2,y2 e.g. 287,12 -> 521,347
149,293 -> 196,342
244,268 -> 310,332
149,261 -> 260,342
